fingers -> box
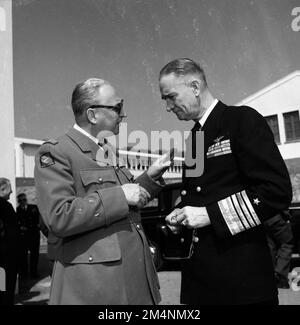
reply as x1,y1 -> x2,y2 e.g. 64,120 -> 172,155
167,224 -> 182,234
165,209 -> 181,225
139,186 -> 151,200
173,211 -> 186,224
153,154 -> 171,167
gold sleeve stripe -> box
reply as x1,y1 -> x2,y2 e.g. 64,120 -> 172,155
218,198 -> 244,235
236,192 -> 256,227
241,190 -> 261,226
231,194 -> 251,229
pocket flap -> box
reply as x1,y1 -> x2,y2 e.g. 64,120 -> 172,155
63,232 -> 121,264
80,169 -> 117,186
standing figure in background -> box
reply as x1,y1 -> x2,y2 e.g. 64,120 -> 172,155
264,210 -> 294,289
16,193 -> 41,279
0,178 -> 20,305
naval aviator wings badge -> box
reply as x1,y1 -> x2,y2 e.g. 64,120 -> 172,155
207,135 -> 232,158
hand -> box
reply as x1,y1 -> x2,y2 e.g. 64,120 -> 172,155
165,206 -> 211,229
121,183 -> 151,208
147,152 -> 172,181
164,208 -> 182,234
167,224 -> 183,235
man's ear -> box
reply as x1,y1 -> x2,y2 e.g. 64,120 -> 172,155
190,80 -> 201,97
86,108 -> 97,124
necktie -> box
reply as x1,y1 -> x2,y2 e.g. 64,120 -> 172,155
98,139 -> 108,158
191,122 -> 202,157
98,139 -> 117,166
192,121 -> 202,132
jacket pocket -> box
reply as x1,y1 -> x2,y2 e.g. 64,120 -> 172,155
80,168 -> 117,189
62,231 -> 121,264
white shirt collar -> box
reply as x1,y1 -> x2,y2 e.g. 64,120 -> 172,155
73,124 -> 99,144
198,99 -> 219,128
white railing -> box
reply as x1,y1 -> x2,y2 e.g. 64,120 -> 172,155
118,150 -> 183,178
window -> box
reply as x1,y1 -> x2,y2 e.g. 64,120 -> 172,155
283,111 -> 300,142
265,115 -> 280,144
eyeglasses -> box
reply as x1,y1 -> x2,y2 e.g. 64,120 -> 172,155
89,99 -> 124,115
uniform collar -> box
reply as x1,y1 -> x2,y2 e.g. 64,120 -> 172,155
66,127 -> 99,153
198,99 -> 219,128
73,124 -> 99,144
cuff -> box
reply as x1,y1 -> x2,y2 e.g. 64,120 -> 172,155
206,190 -> 262,238
97,186 -> 129,225
134,172 -> 164,199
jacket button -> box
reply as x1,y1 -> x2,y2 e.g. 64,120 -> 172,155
98,178 -> 103,183
136,224 -> 141,229
181,190 -> 187,196
196,186 -> 201,192
193,236 -> 199,243
89,256 -> 93,262
180,237 -> 185,243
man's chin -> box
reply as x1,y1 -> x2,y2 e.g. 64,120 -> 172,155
176,113 -> 187,120
114,125 -> 120,135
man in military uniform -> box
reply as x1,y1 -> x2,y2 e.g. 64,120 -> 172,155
264,210 -> 294,289
17,193 -> 41,278
159,58 -> 292,305
34,78 -> 170,305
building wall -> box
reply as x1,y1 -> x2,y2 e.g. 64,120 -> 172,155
237,72 -> 300,202
0,1 -> 16,207
238,73 -> 300,160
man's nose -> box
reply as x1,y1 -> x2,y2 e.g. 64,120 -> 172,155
120,109 -> 127,118
166,99 -> 174,112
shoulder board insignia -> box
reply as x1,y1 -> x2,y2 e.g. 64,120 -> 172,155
40,152 -> 55,168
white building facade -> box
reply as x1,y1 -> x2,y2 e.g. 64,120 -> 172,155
237,71 -> 300,202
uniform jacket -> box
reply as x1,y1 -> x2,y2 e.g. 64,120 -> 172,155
0,198 -> 20,267
16,204 -> 41,235
180,101 -> 292,305
34,127 -> 163,305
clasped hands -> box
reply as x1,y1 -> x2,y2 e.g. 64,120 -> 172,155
165,206 -> 211,233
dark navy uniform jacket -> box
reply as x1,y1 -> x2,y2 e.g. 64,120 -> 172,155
180,101 -> 292,305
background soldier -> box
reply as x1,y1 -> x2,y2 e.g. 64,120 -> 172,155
16,193 -> 41,279
264,210 -> 294,289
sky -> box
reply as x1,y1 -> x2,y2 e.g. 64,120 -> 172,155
12,0 -> 300,148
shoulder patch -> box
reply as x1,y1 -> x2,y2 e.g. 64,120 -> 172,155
43,139 -> 59,145
40,152 -> 55,168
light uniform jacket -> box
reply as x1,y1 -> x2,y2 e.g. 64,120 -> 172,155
179,101 -> 292,305
34,127 -> 162,305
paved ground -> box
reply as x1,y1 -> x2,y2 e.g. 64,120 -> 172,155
14,254 -> 300,305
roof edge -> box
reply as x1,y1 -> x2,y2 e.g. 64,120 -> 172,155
237,70 -> 300,105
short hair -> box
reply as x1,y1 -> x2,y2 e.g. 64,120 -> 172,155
0,178 -> 10,188
17,193 -> 26,200
159,58 -> 207,86
71,78 -> 109,119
